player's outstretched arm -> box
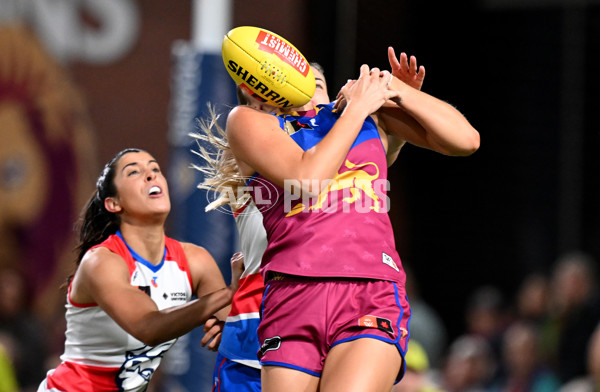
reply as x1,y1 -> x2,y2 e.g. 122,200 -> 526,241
228,65 -> 399,194
77,247 -> 241,347
378,76 -> 479,157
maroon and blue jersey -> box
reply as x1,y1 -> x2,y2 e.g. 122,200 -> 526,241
248,103 -> 406,284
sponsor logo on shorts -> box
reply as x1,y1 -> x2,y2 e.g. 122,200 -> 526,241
358,315 -> 394,335
259,336 -> 282,355
382,253 -> 399,272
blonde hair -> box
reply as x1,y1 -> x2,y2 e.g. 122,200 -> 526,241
190,104 -> 249,212
192,63 -> 324,212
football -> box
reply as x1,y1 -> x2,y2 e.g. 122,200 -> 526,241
222,26 -> 315,108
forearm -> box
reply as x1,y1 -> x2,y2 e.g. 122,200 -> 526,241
228,106 -> 366,192
297,103 -> 370,186
134,286 -> 234,346
384,78 -> 480,156
213,304 -> 231,321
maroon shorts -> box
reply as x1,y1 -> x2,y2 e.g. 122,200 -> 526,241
257,275 -> 411,379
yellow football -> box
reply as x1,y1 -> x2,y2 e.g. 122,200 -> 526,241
222,26 -> 315,108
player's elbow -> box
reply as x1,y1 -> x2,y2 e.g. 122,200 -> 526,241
129,319 -> 172,347
136,332 -> 168,347
446,127 -> 480,157
133,329 -> 158,346
460,128 -> 480,156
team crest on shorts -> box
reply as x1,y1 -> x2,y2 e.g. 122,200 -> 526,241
259,336 -> 282,355
358,315 -> 394,335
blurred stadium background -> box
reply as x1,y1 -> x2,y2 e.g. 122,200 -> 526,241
1,0 -> 599,390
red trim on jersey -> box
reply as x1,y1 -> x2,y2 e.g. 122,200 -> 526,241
82,234 -> 193,301
67,283 -> 97,308
164,237 -> 193,291
46,361 -> 120,391
232,200 -> 251,218
229,273 -> 264,316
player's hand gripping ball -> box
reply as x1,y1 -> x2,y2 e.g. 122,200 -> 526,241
222,26 -> 315,108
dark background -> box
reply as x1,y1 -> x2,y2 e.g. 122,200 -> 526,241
68,0 -> 599,342
293,0 -> 599,340
4,1 -> 599,389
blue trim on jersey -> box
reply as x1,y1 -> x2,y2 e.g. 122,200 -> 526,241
282,103 -> 381,152
259,361 -> 321,377
116,230 -> 166,273
245,173 -> 258,186
248,103 -> 384,185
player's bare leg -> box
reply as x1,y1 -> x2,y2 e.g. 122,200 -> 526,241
262,366 -> 320,392
320,338 -> 402,392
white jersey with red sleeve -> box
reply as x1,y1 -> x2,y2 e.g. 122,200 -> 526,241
38,231 -> 193,392
217,200 -> 267,368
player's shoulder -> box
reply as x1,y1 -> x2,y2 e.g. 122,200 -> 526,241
227,105 -> 279,137
78,246 -> 129,283
82,246 -> 123,266
179,242 -> 212,264
228,105 -> 273,120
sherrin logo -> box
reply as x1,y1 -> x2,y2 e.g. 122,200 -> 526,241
255,30 -> 309,76
226,60 -> 294,108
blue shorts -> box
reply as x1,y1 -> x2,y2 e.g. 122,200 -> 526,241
212,352 -> 261,392
258,277 -> 411,381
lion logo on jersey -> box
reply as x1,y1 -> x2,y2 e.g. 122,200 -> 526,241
285,159 -> 384,216
116,340 -> 174,390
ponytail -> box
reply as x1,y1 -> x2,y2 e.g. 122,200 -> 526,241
75,193 -> 119,263
74,148 -> 141,264
191,105 -> 248,211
